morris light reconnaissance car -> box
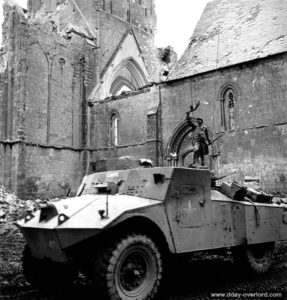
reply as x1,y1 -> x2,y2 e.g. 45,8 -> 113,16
18,167 -> 287,299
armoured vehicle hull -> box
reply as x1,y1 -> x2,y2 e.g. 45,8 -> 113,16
18,167 -> 287,299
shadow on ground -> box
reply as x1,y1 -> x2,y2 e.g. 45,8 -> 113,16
1,252 -> 286,300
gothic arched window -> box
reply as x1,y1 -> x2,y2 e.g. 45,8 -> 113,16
227,92 -> 235,130
219,83 -> 241,131
110,113 -> 118,146
220,89 -> 236,130
109,58 -> 148,96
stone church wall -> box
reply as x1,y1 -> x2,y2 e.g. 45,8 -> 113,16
0,4 -> 95,199
161,52 -> 287,139
90,87 -> 160,165
4,0 -> 286,197
0,0 -> 157,199
163,52 -> 287,192
94,52 -> 287,193
98,0 -> 158,80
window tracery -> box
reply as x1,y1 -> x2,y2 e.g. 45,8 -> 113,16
219,83 -> 241,131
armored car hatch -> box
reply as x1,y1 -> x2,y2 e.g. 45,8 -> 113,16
18,167 -> 287,299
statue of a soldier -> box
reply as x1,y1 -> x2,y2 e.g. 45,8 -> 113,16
185,101 -> 211,167
193,118 -> 211,166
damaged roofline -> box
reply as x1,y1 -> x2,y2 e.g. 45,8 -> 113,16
88,82 -> 162,106
64,28 -> 96,42
167,50 -> 287,84
88,50 -> 287,106
69,0 -> 97,39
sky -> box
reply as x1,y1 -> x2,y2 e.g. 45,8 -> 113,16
0,0 -> 211,57
155,0 -> 211,56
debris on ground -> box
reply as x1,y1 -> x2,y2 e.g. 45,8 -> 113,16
0,186 -> 51,295
0,185 -> 286,299
0,186 -> 46,224
0,186 -> 59,241
0,186 -> 62,224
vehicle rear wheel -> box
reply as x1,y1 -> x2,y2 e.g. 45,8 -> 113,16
22,244 -> 77,290
233,242 -> 275,274
92,234 -> 163,300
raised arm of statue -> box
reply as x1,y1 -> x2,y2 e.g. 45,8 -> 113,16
186,101 -> 200,117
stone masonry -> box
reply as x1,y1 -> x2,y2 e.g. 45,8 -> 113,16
89,0 -> 287,194
0,0 -> 158,199
2,0 -> 287,198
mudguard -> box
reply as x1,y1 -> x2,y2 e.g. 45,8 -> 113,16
18,194 -> 161,261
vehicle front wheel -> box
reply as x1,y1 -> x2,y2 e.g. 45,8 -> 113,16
233,242 -> 275,274
92,234 -> 163,300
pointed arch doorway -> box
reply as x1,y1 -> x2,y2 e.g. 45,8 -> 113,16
165,119 -> 215,168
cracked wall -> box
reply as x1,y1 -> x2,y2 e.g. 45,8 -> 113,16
0,2 -> 96,199
92,51 -> 287,193
0,0 -> 158,199
170,0 -> 287,80
160,52 -> 287,193
90,85 -> 161,168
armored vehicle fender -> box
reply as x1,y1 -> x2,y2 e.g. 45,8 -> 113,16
17,167 -> 287,300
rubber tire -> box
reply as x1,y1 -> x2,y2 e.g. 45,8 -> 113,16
233,242 -> 275,274
22,244 -> 77,290
92,234 -> 163,300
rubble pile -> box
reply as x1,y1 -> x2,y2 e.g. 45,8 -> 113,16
0,186 -> 48,238
0,186 -> 27,292
0,186 -> 41,224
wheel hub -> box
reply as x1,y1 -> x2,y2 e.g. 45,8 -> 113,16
119,252 -> 148,292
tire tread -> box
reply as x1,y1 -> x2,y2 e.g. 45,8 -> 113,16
91,233 -> 162,300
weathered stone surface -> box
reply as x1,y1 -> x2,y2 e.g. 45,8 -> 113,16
0,0 -> 158,199
169,0 -> 287,80
2,0 -> 287,198
93,49 -> 287,193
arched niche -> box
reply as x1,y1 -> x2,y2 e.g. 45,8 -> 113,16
165,119 -> 214,167
218,82 -> 241,131
110,112 -> 119,146
165,120 -> 196,167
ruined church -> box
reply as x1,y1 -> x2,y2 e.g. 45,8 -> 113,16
1,0 -> 287,199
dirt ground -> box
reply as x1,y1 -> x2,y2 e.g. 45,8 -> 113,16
0,228 -> 286,300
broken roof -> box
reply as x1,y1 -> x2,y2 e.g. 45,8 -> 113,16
169,0 -> 287,80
